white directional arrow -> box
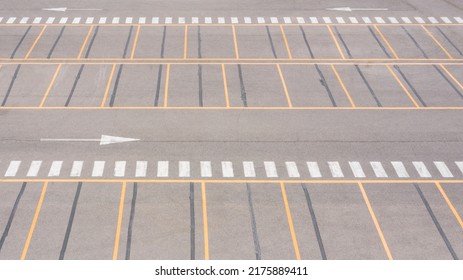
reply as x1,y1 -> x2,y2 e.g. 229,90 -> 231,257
40,135 -> 140,145
326,7 -> 389,12
42,7 -> 103,12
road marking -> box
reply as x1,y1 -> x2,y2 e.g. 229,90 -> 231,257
222,64 -> 230,107
434,161 -> 453,178
284,17 -> 292,24
280,25 -> 293,59
415,17 -> 425,24
152,17 -> 159,24
271,17 -> 278,24
244,17 -> 252,24
280,182 -> 301,260
222,161 -> 234,177
5,161 -> 21,177
456,162 -> 463,174
328,161 -> 344,177
40,64 -> 62,107
179,161 -> 190,177
264,161 -> 278,178
310,17 -> 318,24
375,17 -> 385,24
27,161 -> 42,177
323,17 -> 332,24
130,25 -> 141,59
178,17 -> 185,24
72,17 -> 81,24
276,64 -> 293,107
428,17 -> 439,24
391,161 -> 410,178
139,17 -> 146,24
113,182 -> 126,260
201,182 -> 209,260
86,17 -> 94,24
21,181 -> 48,260
257,17 -> 265,24
286,162 -> 300,178
0,17 -> 3,23
101,64 -> 117,107
165,17 -> 172,24
24,26 -> 47,59
388,17 -> 399,24
455,17 -> 463,24
231,17 -> 238,24
374,25 -> 399,59
362,17 -> 372,24
371,162 -> 388,178
183,26 -> 188,59
307,162 -> 322,178
125,17 -> 133,24
349,17 -> 359,24
331,65 -> 356,107
114,161 -> 126,177
435,182 -> 463,230
243,161 -> 256,178
218,17 -> 225,24
19,17 -> 29,24
327,25 -> 346,59
112,17 -> 120,24
48,161 -> 63,177
296,17 -> 305,24
402,17 -> 412,24
205,17 -> 212,24
157,161 -> 169,177
135,161 -> 147,177
201,161 -> 212,177
421,25 -> 453,59
46,17 -> 55,24
59,17 -> 68,24
386,65 -> 420,107
70,161 -> 83,177
232,25 -> 240,59
358,182 -> 393,260
6,17 -> 16,24
336,17 -> 345,24
413,161 -> 432,178
33,17 -> 42,24
77,25 -> 94,59
192,17 -> 199,24
163,64 -> 170,107
441,17 -> 452,24
440,65 -> 463,92
349,161 -> 366,178
92,161 -> 105,177
99,17 -> 106,24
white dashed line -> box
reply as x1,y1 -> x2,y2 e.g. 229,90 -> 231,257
179,161 -> 190,177
307,162 -> 322,178
328,162 -> 344,178
5,161 -> 21,177
243,161 -> 256,178
264,161 -> 278,178
27,161 -> 42,177
135,161 -> 147,177
285,162 -> 300,178
391,161 -> 410,178
370,162 -> 388,178
114,161 -> 126,177
413,161 -> 432,178
48,161 -> 63,177
201,161 -> 212,178
434,161 -> 453,178
349,161 -> 366,178
33,17 -> 42,24
70,161 -> 83,177
157,161 -> 169,177
59,17 -> 68,24
222,161 -> 234,177
92,161 -> 105,177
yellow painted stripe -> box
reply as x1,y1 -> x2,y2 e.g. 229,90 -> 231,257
435,182 -> 463,230
280,25 -> 293,59
222,64 -> 230,107
100,64 -> 117,107
276,64 -> 293,107
183,26 -> 188,59
77,25 -> 94,59
232,25 -> 240,59
24,26 -> 47,59
21,181 -> 48,260
421,25 -> 453,59
113,181 -> 127,260
39,64 -> 62,107
374,25 -> 399,59
280,182 -> 301,260
130,25 -> 141,59
358,182 -> 393,260
201,182 -> 209,260
327,25 -> 345,59
3,23 -> 463,27
440,64 -> 463,91
386,65 -> 420,107
331,65 -> 355,107
164,64 -> 171,107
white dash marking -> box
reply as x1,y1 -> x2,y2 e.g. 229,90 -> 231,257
218,17 -> 225,24
139,17 -> 146,24
20,17 -> 29,24
257,17 -> 265,24
72,17 -> 81,24
59,17 -> 68,24
441,17 -> 451,24
428,17 -> 438,24
307,162 -> 322,178
179,161 -> 190,177
349,17 -> 359,24
33,17 -> 42,24
310,17 -> 318,24
135,161 -> 147,177
192,17 -> 199,24
375,17 -> 385,24
336,17 -> 345,24
231,17 -> 239,24
271,17 -> 278,24
296,17 -> 305,24
402,17 -> 412,24
70,161 -> 83,177
157,161 -> 169,177
0,17 -> 3,23
7,17 -> 16,24
99,17 -> 107,24
200,161 -> 212,177
284,17 -> 292,24
5,161 -> 21,177
286,162 -> 300,178
92,161 -> 105,177
243,161 -> 256,178
434,161 -> 453,178
85,17 -> 94,24
112,17 -> 120,24
264,161 -> 278,178
165,17 -> 172,24
114,161 -> 126,177
46,17 -> 55,24
456,162 -> 463,175
125,17 -> 133,24
388,17 -> 399,24
205,17 -> 212,24
152,17 -> 159,24
222,161 -> 234,177
413,161 -> 432,178
415,17 -> 425,24
244,17 -> 252,24
27,161 -> 42,177
455,17 -> 463,24
328,162 -> 344,178
370,162 -> 388,178
362,17 -> 372,24
349,161 -> 366,178
391,161 -> 410,178
323,17 -> 332,24
48,161 -> 63,177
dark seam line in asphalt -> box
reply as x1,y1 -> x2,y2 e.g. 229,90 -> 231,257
333,26 -> 353,59
48,26 -> 65,59
122,26 -> 134,59
433,65 -> 463,99
401,26 -> 428,58
237,64 -> 248,107
355,65 -> 382,107
315,64 -> 337,107
2,64 -> 21,107
189,182 -> 195,260
109,64 -> 124,107
65,64 -> 85,107
302,184 -> 327,260
0,182 -> 26,252
125,182 -> 138,260
246,183 -> 262,260
84,26 -> 99,58
368,26 -> 392,58
414,183 -> 459,260
154,26 -> 167,107
393,65 -> 427,107
265,26 -> 277,59
299,26 -> 315,59
10,26 -> 31,59
198,26 -> 203,107
59,182 -> 82,260
435,26 -> 463,56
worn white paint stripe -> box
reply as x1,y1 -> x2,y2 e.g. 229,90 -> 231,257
388,17 -> 399,24
434,161 -> 453,178
286,162 -> 300,178
7,17 -> 16,24
370,162 -> 388,178
5,161 -> 21,177
179,161 -> 190,177
441,17 -> 451,24
99,17 -> 107,24
70,161 -> 83,177
85,17 -> 94,24
92,161 -> 105,177
349,17 -> 359,24
205,17 -> 212,24
48,161 -> 63,177
296,17 -> 305,24
139,17 -> 146,24
165,17 -> 172,24
125,17 -> 133,24
218,17 -> 225,24
456,162 -> 463,174
391,161 -> 409,178
114,161 -> 126,177
135,161 -> 147,177
46,17 -> 56,24
244,17 -> 252,24
323,17 -> 332,24
428,17 -> 438,24
264,161 -> 278,178
33,17 -> 42,24
222,161 -> 234,177
20,17 -> 29,24
328,162 -> 344,178
192,17 -> 199,24
271,17 -> 278,24
200,161 -> 212,177
112,17 -> 120,24
375,17 -> 385,24
415,17 -> 425,24
72,17 -> 81,24
243,161 -> 256,178
362,17 -> 372,24
310,17 -> 318,24
284,17 -> 292,24
152,17 -> 159,24
0,17 -> 3,23
349,161 -> 366,178
157,161 -> 169,177
258,17 -> 265,24
402,17 -> 412,24
231,17 -> 239,24
455,17 -> 463,24
307,162 -> 322,178
413,161 -> 431,178
27,161 -> 42,177
336,17 -> 345,24
59,17 -> 68,24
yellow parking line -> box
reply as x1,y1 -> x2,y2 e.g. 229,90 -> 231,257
331,65 -> 355,107
222,64 -> 230,107
39,64 -> 62,107
164,64 -> 171,107
421,25 -> 454,59
130,25 -> 141,59
201,182 -> 209,260
374,25 -> 399,59
276,64 -> 293,107
77,25 -> 94,59
386,65 -> 420,107
232,25 -> 240,59
440,64 -> 463,91
358,183 -> 393,260
4,23 -> 463,27
21,181 -> 48,260
184,26 -> 188,59
435,182 -> 463,230
3,106 -> 463,110
100,64 -> 117,107
113,181 -> 127,260
24,26 -> 47,59
327,25 -> 345,60
280,182 -> 301,260
280,25 -> 293,59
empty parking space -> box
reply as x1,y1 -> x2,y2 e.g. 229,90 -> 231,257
86,26 -> 134,58
334,26 -> 390,59
0,26 -> 45,59
431,26 -> 463,59
235,26 -> 289,59
186,26 -> 236,59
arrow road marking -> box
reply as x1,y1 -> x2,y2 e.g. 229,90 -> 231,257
42,8 -> 103,12
327,7 -> 389,12
40,135 -> 139,145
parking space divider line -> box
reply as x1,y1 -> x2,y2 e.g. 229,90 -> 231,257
373,25 -> 399,59
331,65 -> 355,107
130,25 -> 141,59
435,182 -> 463,230
358,182 -> 393,260
276,64 -> 293,107
39,64 -> 62,107
77,25 -> 94,59
421,25 -> 454,59
280,182 -> 301,260
280,25 -> 292,59
113,181 -> 127,260
440,65 -> 463,92
24,25 -> 47,59
164,64 -> 171,107
100,64 -> 117,107
386,65 -> 420,107
221,64 -> 230,107
183,26 -> 188,59
326,25 -> 345,60
0,182 -> 27,253
20,181 -> 48,260
201,182 -> 209,260
232,25 -> 240,59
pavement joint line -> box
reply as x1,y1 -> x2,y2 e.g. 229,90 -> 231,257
77,25 -> 94,59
